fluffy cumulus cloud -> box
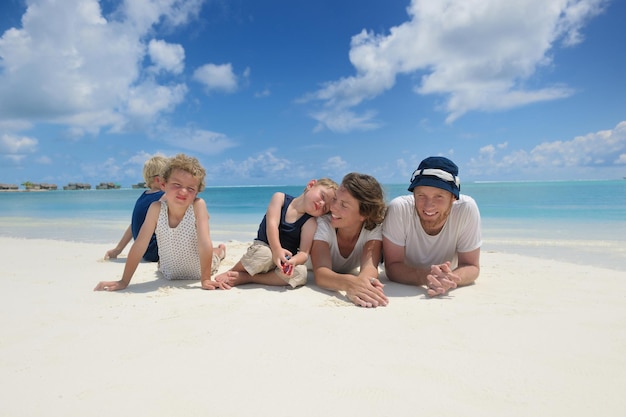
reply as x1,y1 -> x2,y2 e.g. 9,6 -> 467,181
303,0 -> 607,132
0,133 -> 38,155
0,0 -> 203,135
193,63 -> 239,93
157,126 -> 237,156
323,156 -> 348,172
0,133 -> 38,164
311,109 -> 380,133
216,150 -> 298,182
148,39 -> 185,74
468,121 -> 626,178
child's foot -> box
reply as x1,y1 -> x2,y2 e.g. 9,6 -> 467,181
215,270 -> 243,289
215,244 -> 226,260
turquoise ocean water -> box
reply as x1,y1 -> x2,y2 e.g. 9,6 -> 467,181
1,180 -> 624,269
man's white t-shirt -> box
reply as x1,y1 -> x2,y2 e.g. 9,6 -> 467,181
313,215 -> 382,274
382,194 -> 481,269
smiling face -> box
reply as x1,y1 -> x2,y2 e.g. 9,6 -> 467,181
329,186 -> 365,229
413,185 -> 455,235
304,183 -> 335,217
162,168 -> 200,207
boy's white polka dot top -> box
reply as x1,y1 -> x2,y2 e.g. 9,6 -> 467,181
156,201 -> 201,280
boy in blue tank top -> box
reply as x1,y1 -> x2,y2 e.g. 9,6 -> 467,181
215,178 -> 338,289
104,155 -> 167,262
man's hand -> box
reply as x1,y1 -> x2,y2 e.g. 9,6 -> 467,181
426,262 -> 460,297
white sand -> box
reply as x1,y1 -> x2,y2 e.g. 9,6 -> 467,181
1,236 -> 625,417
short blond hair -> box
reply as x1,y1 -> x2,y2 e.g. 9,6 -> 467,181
142,155 -> 169,184
304,177 -> 339,192
161,154 -> 207,192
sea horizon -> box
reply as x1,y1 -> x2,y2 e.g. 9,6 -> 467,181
3,176 -> 625,191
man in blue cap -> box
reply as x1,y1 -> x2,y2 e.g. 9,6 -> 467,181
382,156 -> 481,297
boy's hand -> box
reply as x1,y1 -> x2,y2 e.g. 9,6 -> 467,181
272,249 -> 293,270
104,248 -> 122,260
281,255 -> 293,275
94,280 -> 127,291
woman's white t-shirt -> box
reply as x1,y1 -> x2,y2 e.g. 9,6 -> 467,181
313,215 -> 382,274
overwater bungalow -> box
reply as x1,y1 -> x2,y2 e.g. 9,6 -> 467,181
0,183 -> 19,191
63,182 -> 92,190
95,182 -> 121,190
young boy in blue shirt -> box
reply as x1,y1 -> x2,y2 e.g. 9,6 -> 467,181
104,155 -> 167,262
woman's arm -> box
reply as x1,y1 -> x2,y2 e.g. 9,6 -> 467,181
311,238 -> 388,307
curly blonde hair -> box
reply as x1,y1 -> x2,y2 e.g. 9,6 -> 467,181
161,154 -> 207,192
341,173 -> 386,230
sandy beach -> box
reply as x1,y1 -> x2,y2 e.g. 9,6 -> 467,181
1,236 -> 625,417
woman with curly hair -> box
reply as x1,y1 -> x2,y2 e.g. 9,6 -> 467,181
310,172 -> 388,308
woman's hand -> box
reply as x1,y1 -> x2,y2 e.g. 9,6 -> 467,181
346,276 -> 388,308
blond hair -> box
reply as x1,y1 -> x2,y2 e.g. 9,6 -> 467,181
304,177 -> 339,192
142,155 -> 169,184
161,154 -> 207,192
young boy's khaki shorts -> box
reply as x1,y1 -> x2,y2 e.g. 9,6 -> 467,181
240,241 -> 307,288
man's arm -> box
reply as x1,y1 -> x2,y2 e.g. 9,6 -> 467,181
382,237 -> 431,286
446,248 -> 480,287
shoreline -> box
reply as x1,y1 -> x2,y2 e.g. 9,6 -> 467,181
2,215 -> 624,270
1,235 -> 625,416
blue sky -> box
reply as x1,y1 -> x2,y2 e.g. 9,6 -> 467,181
0,0 -> 624,187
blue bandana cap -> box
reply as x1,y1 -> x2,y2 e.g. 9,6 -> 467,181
408,156 -> 460,199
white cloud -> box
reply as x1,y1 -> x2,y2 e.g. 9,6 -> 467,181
302,0 -> 607,131
0,133 -> 38,154
193,63 -> 239,93
323,156 -> 348,172
126,81 -> 188,118
117,0 -> 204,34
127,151 -> 165,166
217,150 -> 299,182
255,88 -> 271,98
468,121 -> 626,177
80,157 -> 123,180
156,126 -> 237,156
0,0 -> 201,137
36,156 -> 52,164
148,39 -> 185,74
311,109 -> 380,133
